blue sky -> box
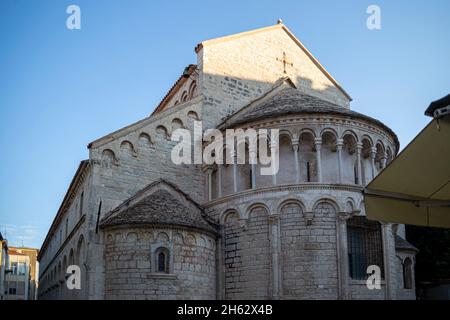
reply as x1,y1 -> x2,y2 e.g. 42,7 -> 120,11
0,0 -> 449,248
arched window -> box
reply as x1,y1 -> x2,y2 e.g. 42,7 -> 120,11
158,252 -> 167,272
188,81 -> 197,98
403,257 -> 413,289
181,91 -> 188,102
155,247 -> 169,273
347,216 -> 384,280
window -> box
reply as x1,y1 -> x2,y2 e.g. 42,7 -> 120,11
10,262 -> 18,275
65,218 -> 69,237
403,258 -> 413,289
8,287 -> 16,295
306,162 -> 311,182
18,262 -> 26,275
347,216 -> 384,280
158,252 -> 167,272
155,247 -> 169,273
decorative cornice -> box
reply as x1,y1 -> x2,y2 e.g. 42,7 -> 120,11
203,183 -> 363,208
39,161 -> 90,260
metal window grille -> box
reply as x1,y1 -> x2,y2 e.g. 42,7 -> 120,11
347,216 -> 384,280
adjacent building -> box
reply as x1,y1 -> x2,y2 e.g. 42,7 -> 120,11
0,232 -> 8,300
4,247 -> 39,300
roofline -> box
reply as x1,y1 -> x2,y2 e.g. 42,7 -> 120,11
100,178 -> 203,224
425,94 -> 450,117
100,222 -> 218,238
151,64 -> 198,116
38,160 -> 89,260
217,76 -> 295,129
87,94 -> 203,150
195,23 -> 352,101
220,103 -> 400,152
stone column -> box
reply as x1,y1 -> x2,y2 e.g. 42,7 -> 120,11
249,145 -> 257,189
337,212 -> 352,300
270,142 -> 278,185
315,138 -> 322,182
232,151 -> 238,193
381,154 -> 387,169
217,165 -> 222,197
370,147 -> 377,180
336,139 -> 344,184
206,167 -> 213,201
356,142 -> 363,186
292,138 -> 300,184
381,222 -> 393,300
268,214 -> 282,299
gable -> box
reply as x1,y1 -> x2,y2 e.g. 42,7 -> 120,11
198,23 -> 351,119
100,179 -> 217,234
152,64 -> 199,115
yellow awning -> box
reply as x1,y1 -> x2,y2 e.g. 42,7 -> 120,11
364,117 -> 450,228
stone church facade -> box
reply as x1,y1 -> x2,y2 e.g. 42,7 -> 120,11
38,22 -> 417,300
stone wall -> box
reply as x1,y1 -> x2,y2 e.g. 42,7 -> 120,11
223,207 -> 271,299
104,227 -> 216,300
280,201 -> 338,299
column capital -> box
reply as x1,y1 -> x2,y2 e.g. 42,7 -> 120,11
238,218 -> 248,230
248,144 -> 257,154
302,211 -> 315,226
370,147 -> 377,159
268,214 -> 281,224
314,138 -> 322,145
336,139 -> 344,147
202,164 -> 214,173
337,212 -> 354,221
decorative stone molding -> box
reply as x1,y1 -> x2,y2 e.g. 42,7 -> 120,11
204,183 -> 364,208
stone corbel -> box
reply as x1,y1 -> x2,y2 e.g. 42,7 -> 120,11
238,218 -> 248,230
302,211 -> 315,226
268,214 -> 280,225
90,159 -> 102,166
337,211 -> 354,221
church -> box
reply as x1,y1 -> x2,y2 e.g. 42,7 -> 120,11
37,22 -> 417,300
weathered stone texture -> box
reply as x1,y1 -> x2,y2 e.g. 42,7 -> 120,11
104,228 -> 216,300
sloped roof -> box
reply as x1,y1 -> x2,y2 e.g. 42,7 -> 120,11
100,179 -> 217,235
395,235 -> 418,252
425,94 -> 450,118
218,85 -> 399,150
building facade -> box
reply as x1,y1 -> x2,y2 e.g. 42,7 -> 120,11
4,247 -> 39,300
38,22 -> 417,300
